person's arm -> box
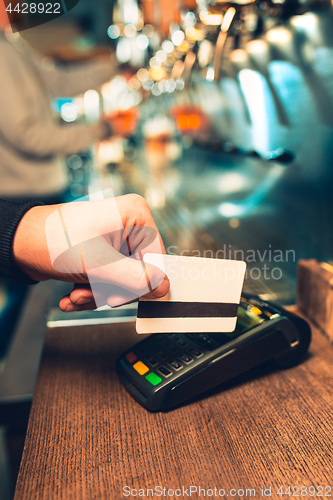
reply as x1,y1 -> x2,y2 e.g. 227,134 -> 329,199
36,54 -> 118,98
0,48 -> 109,157
12,194 -> 170,310
0,199 -> 43,283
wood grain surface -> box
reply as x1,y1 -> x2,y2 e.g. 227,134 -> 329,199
14,316 -> 333,500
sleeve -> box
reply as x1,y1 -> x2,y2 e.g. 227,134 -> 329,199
0,47 -> 103,157
0,200 -> 43,283
36,56 -> 117,97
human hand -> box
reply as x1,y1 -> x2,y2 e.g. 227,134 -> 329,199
13,194 -> 170,311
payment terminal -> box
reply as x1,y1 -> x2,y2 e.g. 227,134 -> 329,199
116,294 -> 311,411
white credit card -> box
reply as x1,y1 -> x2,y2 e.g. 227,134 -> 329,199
136,254 -> 246,334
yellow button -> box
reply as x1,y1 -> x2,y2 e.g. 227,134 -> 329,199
133,361 -> 149,375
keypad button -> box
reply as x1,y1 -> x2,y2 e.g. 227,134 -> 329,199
146,373 -> 162,386
176,338 -> 189,348
125,351 -> 137,364
169,359 -> 183,371
156,335 -> 166,344
179,354 -> 193,364
155,350 -> 169,361
167,344 -> 179,354
133,361 -> 149,375
146,356 -> 158,367
188,347 -> 203,358
158,366 -> 173,378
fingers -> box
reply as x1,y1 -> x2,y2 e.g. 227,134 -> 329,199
57,248 -> 169,309
80,237 -> 167,299
59,273 -> 170,312
59,299 -> 96,312
68,284 -> 94,304
52,193 -> 170,311
80,258 -> 170,307
142,275 -> 170,300
59,294 -> 96,312
59,283 -> 95,311
115,194 -> 166,255
119,225 -> 159,257
102,274 -> 169,307
46,195 -> 167,286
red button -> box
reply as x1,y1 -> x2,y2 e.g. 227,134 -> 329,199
125,351 -> 137,363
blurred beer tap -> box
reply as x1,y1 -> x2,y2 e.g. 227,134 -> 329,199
200,0 -> 255,81
213,6 -> 237,81
265,19 -> 333,126
290,10 -> 333,51
187,1 -> 254,125
211,0 -> 302,81
219,48 -> 252,124
244,40 -> 291,125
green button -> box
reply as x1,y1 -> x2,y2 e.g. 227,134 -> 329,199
145,372 -> 162,386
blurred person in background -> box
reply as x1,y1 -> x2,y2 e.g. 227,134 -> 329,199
0,0 -> 132,357
0,1 -> 118,204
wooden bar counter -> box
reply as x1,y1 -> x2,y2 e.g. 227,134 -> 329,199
14,313 -> 333,500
